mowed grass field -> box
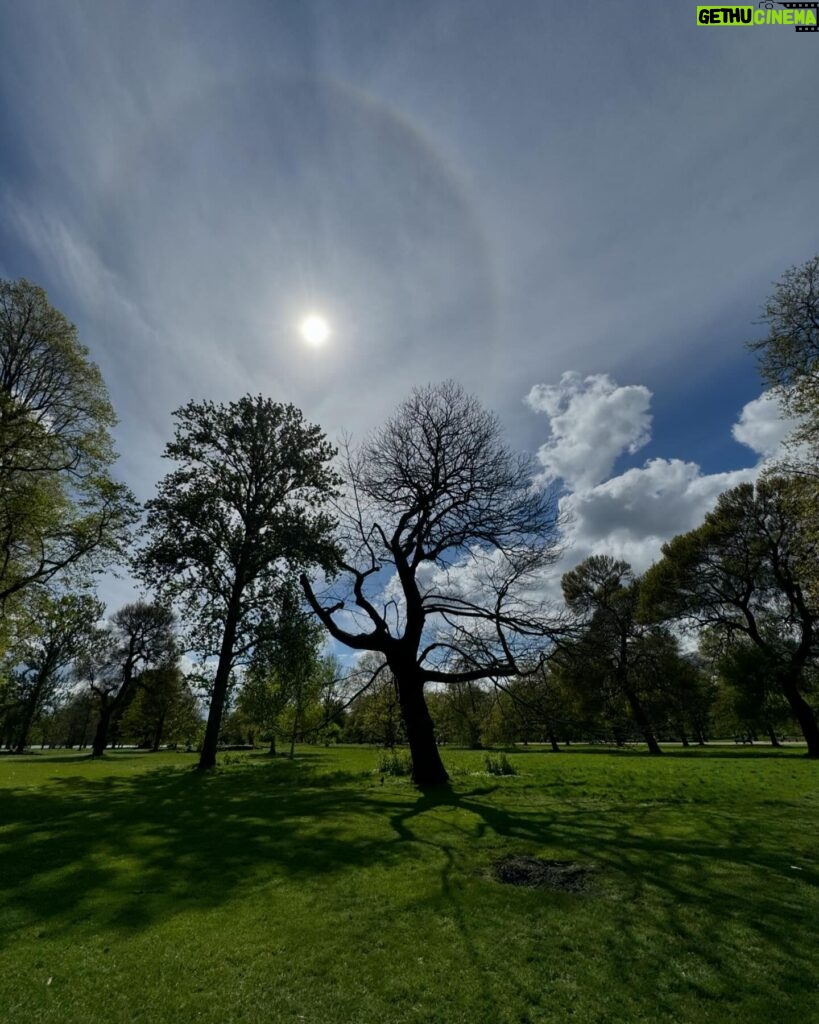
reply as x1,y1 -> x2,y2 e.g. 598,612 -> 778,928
1,745 -> 818,1024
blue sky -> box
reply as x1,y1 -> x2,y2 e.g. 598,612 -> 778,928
0,0 -> 817,610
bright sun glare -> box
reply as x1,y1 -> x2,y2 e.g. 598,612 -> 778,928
299,313 -> 331,347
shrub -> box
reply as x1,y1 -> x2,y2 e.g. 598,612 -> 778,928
377,749 -> 413,777
484,752 -> 517,776
221,751 -> 250,766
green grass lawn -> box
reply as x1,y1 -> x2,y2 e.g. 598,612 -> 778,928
1,744 -> 818,1023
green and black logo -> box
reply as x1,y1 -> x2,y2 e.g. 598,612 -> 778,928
697,2 -> 818,30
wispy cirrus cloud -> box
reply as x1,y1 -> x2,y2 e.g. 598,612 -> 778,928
0,2 -> 817,616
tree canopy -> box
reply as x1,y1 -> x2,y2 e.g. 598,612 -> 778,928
136,394 -> 340,770
82,600 -> 178,757
750,255 -> 819,456
2,588 -> 103,752
0,278 -> 136,609
561,555 -> 663,754
641,478 -> 819,756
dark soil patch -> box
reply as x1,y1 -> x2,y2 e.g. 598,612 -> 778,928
493,855 -> 591,892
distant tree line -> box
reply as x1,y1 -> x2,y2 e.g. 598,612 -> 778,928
2,257 -> 819,782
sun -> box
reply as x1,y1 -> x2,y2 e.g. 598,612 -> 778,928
299,313 -> 331,347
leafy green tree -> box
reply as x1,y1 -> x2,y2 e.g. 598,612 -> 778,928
625,630 -> 708,746
0,670 -> 14,746
119,665 -> 199,750
238,662 -> 290,754
748,257 -> 819,604
302,381 -> 561,786
137,395 -> 340,770
342,653 -> 405,747
3,589 -> 102,752
491,666 -> 575,750
653,649 -> 715,746
348,680 -> 404,747
552,632 -> 635,746
750,255 -> 819,458
312,656 -> 347,743
714,639 -> 793,746
83,601 -> 177,757
431,680 -> 494,749
45,687 -> 96,749
275,593 -> 326,758
0,278 -> 137,607
562,556 -> 663,754
641,478 -> 819,756
284,653 -> 346,746
218,705 -> 256,746
238,587 -> 326,755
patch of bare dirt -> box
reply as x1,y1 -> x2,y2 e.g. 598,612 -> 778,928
493,855 -> 591,891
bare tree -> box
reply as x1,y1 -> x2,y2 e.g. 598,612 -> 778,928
301,381 -> 563,786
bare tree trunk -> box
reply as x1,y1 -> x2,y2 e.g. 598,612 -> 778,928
92,703 -> 113,757
548,730 -> 560,753
289,710 -> 298,759
393,668 -> 448,786
269,733 -> 276,756
152,710 -> 166,752
780,672 -> 819,757
14,675 -> 46,754
198,588 -> 241,771
624,689 -> 662,755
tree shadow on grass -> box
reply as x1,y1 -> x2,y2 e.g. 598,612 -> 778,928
547,745 -> 806,760
0,757 -> 406,945
3,752 -> 819,1009
385,780 -> 819,1009
3,753 -> 150,764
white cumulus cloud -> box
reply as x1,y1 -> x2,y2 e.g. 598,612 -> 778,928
732,391 -> 799,457
559,459 -> 756,575
525,372 -> 652,490
528,378 -> 797,585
